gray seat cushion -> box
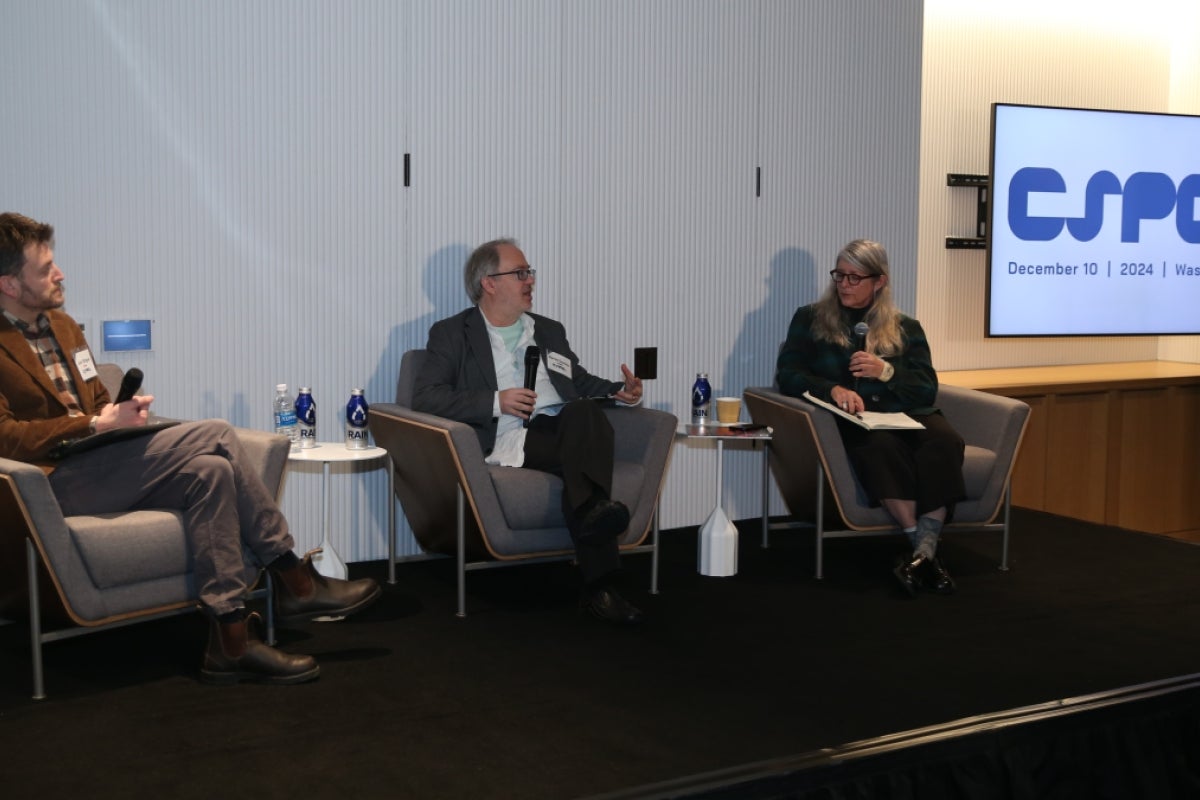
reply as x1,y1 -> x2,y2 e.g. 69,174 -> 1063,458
68,510 -> 189,589
962,444 -> 997,499
489,460 -> 648,531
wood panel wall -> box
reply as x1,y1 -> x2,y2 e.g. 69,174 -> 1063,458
941,361 -> 1200,538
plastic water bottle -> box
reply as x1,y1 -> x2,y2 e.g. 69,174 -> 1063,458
691,372 -> 712,425
345,388 -> 369,450
295,387 -> 316,448
274,384 -> 300,450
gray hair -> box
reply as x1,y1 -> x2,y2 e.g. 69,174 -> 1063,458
463,237 -> 519,305
836,238 -> 891,280
812,238 -> 903,354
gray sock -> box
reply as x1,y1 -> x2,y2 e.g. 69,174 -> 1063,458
903,526 -> 919,549
914,516 -> 943,560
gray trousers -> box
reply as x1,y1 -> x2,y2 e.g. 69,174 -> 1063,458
47,419 -> 295,615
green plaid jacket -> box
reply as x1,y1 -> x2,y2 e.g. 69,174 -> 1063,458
775,305 -> 939,414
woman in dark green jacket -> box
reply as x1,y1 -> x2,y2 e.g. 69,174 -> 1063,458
776,239 -> 965,596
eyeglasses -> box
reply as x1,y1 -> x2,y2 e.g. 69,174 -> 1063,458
830,270 -> 876,286
488,267 -> 537,281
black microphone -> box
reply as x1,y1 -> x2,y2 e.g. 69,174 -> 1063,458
114,367 -> 144,404
852,322 -> 869,354
522,346 -> 540,427
852,322 -> 869,392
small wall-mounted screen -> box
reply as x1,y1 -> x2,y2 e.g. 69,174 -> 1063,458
102,319 -> 152,351
987,103 -> 1200,337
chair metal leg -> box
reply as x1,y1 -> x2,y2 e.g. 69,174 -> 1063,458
999,482 -> 1012,572
456,485 -> 466,618
27,538 -> 45,700
264,571 -> 276,646
761,441 -> 771,549
650,506 -> 660,595
387,455 -> 397,586
815,463 -> 826,580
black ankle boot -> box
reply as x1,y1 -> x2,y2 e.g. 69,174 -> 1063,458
893,554 -> 926,597
920,557 -> 956,595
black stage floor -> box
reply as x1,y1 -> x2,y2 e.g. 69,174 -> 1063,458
2,508 -> 1199,798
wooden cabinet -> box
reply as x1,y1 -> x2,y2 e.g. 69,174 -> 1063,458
940,362 -> 1200,538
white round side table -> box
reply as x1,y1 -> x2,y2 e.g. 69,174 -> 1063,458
286,442 -> 392,581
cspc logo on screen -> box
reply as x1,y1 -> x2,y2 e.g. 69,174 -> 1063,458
1006,167 -> 1200,244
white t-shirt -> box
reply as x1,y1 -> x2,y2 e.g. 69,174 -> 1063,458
484,314 -> 566,467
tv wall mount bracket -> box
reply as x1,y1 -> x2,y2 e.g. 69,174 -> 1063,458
945,173 -> 988,249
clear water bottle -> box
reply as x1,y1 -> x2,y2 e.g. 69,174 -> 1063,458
345,388 -> 369,450
295,387 -> 316,448
274,383 -> 300,450
691,372 -> 712,425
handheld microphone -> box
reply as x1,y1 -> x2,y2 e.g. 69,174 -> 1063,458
851,322 -> 869,392
522,346 -> 540,427
115,367 -> 144,404
852,322 -> 869,354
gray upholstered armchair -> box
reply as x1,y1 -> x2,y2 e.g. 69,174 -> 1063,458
0,364 -> 291,698
369,349 -> 677,616
743,384 -> 1030,578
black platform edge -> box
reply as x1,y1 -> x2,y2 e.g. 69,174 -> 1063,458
587,672 -> 1200,800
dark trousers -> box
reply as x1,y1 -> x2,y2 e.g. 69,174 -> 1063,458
838,411 -> 966,520
524,399 -> 621,584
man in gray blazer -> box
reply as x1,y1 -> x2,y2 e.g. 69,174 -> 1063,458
413,238 -> 645,625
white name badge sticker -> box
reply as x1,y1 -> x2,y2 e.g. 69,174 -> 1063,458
546,351 -> 572,378
73,347 -> 99,382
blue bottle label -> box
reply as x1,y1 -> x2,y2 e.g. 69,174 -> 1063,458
345,394 -> 369,448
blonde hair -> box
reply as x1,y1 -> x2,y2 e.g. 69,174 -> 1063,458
811,239 -> 903,355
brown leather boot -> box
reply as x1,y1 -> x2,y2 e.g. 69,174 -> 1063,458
271,548 -> 381,623
200,612 -> 320,685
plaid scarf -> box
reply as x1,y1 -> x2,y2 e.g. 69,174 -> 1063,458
2,310 -> 84,417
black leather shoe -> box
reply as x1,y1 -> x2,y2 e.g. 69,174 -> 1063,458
272,550 -> 382,623
893,555 -> 926,597
200,612 -> 320,686
583,586 -> 644,625
920,557 -> 956,595
577,499 -> 631,543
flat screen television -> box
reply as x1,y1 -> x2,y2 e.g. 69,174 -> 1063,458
987,103 -> 1200,337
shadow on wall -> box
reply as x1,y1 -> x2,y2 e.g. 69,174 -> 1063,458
360,243 -> 473,557
199,391 -> 253,429
367,244 -> 472,407
722,247 -> 819,397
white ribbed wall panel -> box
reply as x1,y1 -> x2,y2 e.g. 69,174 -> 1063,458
741,0 -> 923,522
918,0 -> 1200,371
3,0 -> 923,559
557,0 -> 923,526
558,1 -> 761,527
5,0 -> 413,560
406,0 -> 564,312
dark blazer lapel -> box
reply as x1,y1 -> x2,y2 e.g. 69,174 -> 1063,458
463,306 -> 498,391
530,317 -> 579,400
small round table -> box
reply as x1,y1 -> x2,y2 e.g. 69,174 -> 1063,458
675,422 -> 773,577
286,442 -> 393,582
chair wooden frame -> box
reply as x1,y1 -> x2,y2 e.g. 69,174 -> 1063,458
370,349 -> 677,616
743,385 -> 1029,579
0,365 -> 286,698
0,477 -> 277,699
